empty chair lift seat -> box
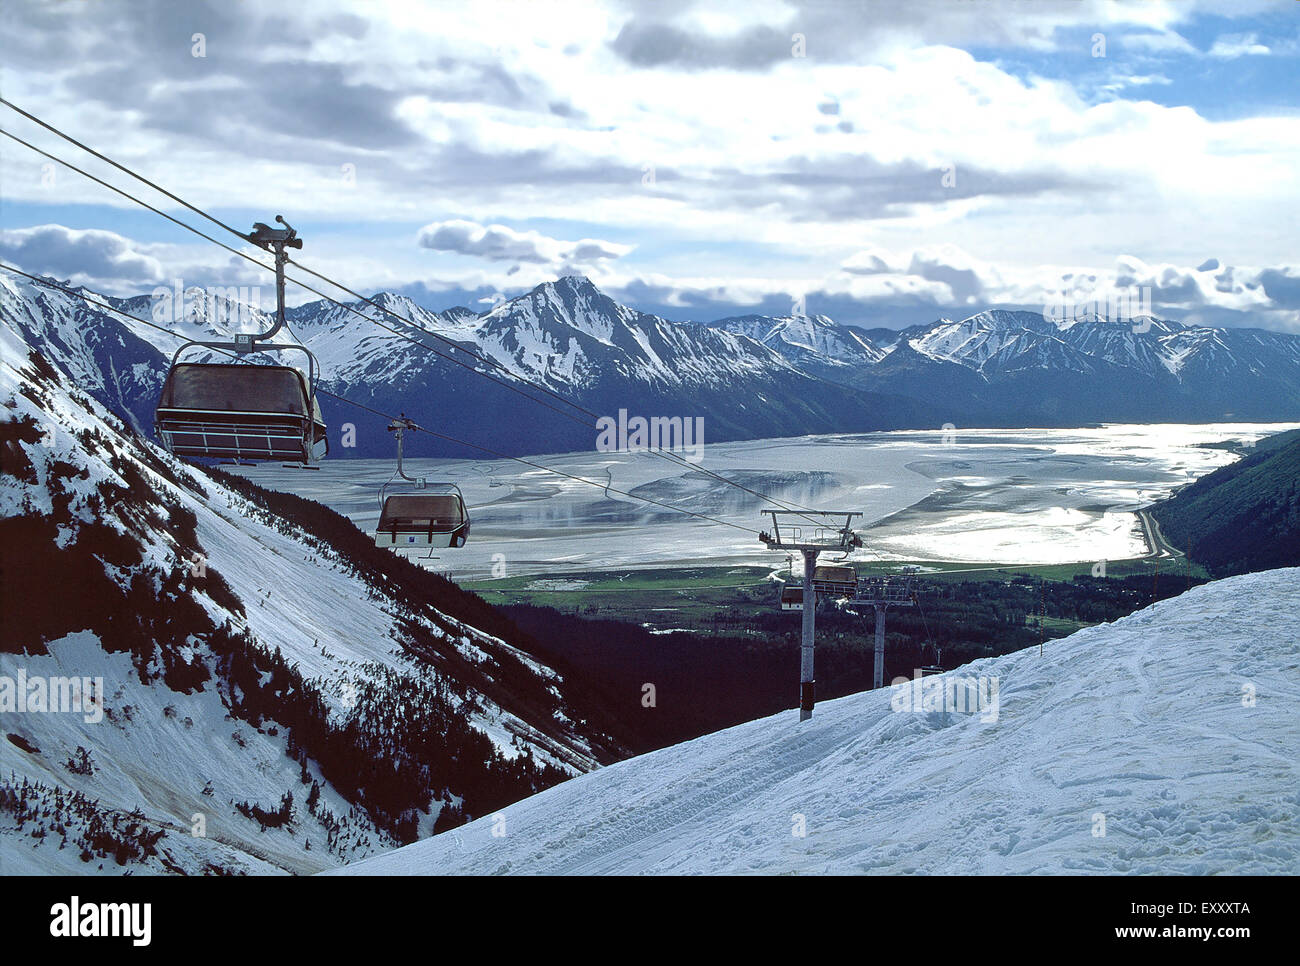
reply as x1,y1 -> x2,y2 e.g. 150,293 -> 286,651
374,487 -> 470,548
780,585 -> 804,611
812,565 -> 858,598
155,363 -> 327,463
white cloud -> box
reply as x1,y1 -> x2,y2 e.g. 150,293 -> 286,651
0,1 -> 1295,331
0,225 -> 166,288
842,248 -> 894,275
0,225 -> 275,297
416,220 -> 631,267
1207,32 -> 1271,58
1099,73 -> 1173,93
1121,31 -> 1198,55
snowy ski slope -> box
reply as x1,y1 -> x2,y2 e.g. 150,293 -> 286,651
339,569 -> 1300,875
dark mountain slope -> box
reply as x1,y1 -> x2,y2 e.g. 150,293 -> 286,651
1152,431 -> 1300,576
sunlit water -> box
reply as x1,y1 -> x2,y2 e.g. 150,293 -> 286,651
223,422 -> 1299,579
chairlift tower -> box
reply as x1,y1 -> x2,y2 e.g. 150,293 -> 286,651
760,510 -> 862,721
848,570 -> 918,690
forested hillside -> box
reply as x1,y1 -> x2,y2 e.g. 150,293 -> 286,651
1153,430 -> 1300,577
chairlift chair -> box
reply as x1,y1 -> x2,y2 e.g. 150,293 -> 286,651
372,416 -> 471,551
374,484 -> 471,549
919,643 -> 943,677
153,216 -> 327,466
779,584 -> 804,611
812,564 -> 858,599
155,360 -> 327,464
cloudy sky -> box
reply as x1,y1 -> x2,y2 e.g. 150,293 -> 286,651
1,0 -> 1298,330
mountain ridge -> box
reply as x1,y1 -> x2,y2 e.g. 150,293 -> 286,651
4,270 -> 1300,461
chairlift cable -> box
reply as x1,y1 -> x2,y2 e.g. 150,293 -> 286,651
0,127 -> 597,428
277,253 -> 826,517
0,263 -> 761,535
0,113 -> 832,528
0,97 -> 249,241
916,591 -> 938,660
0,98 -> 595,421
0,101 -> 794,488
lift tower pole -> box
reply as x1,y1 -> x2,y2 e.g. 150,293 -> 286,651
849,571 -> 918,689
873,604 -> 887,690
799,548 -> 818,721
760,510 -> 862,722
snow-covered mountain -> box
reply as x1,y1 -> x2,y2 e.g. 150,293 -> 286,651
300,276 -> 846,403
897,308 -> 1300,391
4,269 -> 1300,463
337,568 -> 1300,875
907,309 -> 1060,369
0,278 -> 167,439
756,306 -> 1300,423
712,312 -> 885,364
0,273 -> 934,459
0,312 -> 619,875
291,276 -> 933,456
710,312 -> 885,384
